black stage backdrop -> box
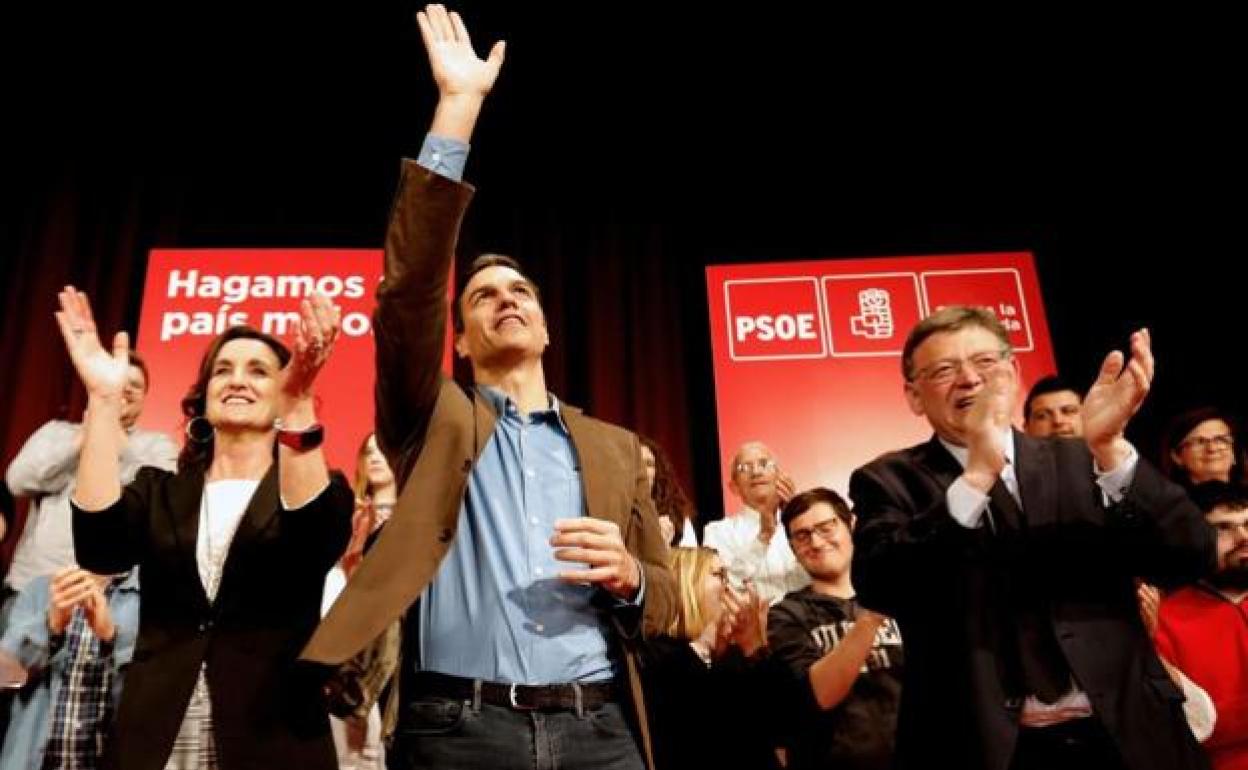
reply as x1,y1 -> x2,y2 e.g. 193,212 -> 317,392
2,4 -> 1240,558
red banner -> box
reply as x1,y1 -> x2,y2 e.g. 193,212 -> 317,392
135,249 -> 452,473
706,252 -> 1056,507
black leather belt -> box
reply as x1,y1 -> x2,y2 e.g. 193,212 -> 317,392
412,671 -> 619,711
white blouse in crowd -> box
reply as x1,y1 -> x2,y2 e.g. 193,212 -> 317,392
702,506 -> 810,606
196,479 -> 260,600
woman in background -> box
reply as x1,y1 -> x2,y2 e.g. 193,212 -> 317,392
640,436 -> 698,546
641,546 -> 781,770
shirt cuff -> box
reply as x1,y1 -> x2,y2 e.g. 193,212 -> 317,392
417,134 -> 470,181
946,477 -> 990,528
1094,443 -> 1139,503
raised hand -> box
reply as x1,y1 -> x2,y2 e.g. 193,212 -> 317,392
416,4 -> 505,99
54,286 -> 131,399
962,366 -> 1015,491
724,581 -> 769,657
282,293 -> 341,400
776,471 -> 797,506
1083,329 -> 1153,468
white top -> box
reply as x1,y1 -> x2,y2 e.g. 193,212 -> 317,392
196,479 -> 260,600
6,420 -> 178,590
322,565 -> 348,617
702,506 -> 809,605
677,518 -> 697,547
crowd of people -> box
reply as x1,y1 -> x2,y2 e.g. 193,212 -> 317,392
0,6 -> 1243,770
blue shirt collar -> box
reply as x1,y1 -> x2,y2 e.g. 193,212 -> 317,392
476,384 -> 570,434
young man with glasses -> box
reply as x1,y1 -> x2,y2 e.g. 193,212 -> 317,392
767,487 -> 902,770
703,442 -> 809,605
1156,480 -> 1248,770
848,305 -> 1215,770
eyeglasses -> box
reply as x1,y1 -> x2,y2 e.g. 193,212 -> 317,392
911,349 -> 1012,385
734,458 -> 777,475
789,518 -> 843,548
1179,434 -> 1234,452
710,568 -> 730,583
1213,520 -> 1248,537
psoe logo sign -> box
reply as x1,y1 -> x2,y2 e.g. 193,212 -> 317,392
724,277 -> 827,361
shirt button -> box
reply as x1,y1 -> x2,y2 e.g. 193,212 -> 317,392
535,624 -> 544,633
535,567 -> 544,576
525,468 -> 535,478
530,517 -> 538,525
431,151 -> 441,162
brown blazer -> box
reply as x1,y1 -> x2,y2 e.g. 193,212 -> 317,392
302,161 -> 676,766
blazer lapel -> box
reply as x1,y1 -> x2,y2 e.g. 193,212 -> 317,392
560,405 -> 611,525
167,469 -> 211,612
914,434 -> 966,492
215,465 -> 280,605
472,388 -> 499,461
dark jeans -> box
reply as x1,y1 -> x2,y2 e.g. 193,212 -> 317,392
391,696 -> 644,770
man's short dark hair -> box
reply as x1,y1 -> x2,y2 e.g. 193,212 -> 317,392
781,487 -> 852,537
901,305 -> 1011,382
452,253 -> 543,333
1188,480 -> 1248,515
1023,375 -> 1084,421
128,351 -> 151,391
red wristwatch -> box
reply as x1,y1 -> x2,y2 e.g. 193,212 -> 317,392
274,420 -> 325,451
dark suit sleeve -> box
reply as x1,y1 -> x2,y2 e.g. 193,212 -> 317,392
1110,456 -> 1216,587
849,461 -> 988,618
72,466 -> 167,575
284,470 -> 355,576
373,160 -> 474,484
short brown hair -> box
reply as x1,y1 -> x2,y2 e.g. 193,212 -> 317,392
901,305 -> 1011,381
781,487 -> 852,536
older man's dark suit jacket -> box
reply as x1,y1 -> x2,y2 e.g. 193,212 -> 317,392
302,161 -> 676,766
849,430 -> 1215,770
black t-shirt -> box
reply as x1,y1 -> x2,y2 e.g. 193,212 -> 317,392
768,588 -> 903,770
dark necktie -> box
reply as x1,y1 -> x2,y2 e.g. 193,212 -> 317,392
987,479 -> 1071,704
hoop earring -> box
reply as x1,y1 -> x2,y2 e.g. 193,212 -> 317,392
185,416 -> 215,445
